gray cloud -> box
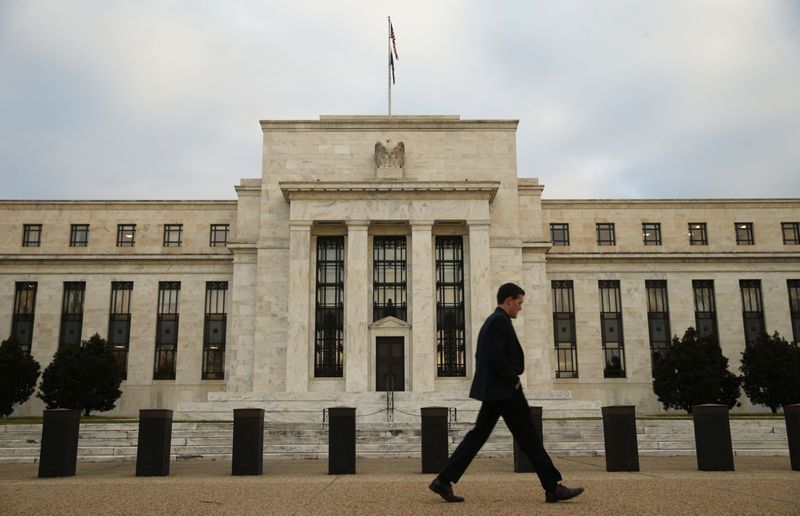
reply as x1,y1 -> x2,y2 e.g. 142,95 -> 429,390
1,0 -> 798,200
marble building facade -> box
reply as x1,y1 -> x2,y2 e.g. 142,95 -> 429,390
1,115 -> 799,418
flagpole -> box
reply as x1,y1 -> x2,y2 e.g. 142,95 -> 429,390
388,16 -> 392,116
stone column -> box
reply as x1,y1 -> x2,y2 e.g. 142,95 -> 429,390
468,222 -> 494,376
226,245 -> 257,393
411,221 -> 435,392
345,221 -> 370,392
285,221 -> 312,393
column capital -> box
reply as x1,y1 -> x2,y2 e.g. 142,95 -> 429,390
410,220 -> 435,229
288,220 -> 314,229
345,220 -> 370,228
467,220 -> 492,230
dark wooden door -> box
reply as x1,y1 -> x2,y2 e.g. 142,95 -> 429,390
376,337 -> 404,391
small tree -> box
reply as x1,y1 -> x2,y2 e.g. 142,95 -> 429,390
652,327 -> 741,413
38,334 -> 123,416
740,332 -> 800,413
0,337 -> 41,417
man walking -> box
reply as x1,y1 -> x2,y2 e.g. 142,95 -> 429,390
429,283 -> 584,504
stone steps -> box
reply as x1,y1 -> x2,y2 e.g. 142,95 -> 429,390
0,419 -> 789,464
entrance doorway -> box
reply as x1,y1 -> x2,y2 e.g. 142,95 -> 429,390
376,336 -> 404,391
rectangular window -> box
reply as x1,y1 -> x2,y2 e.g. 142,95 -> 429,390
210,224 -> 229,247
782,222 -> 800,245
108,282 -> 133,379
789,280 -> 800,345
154,281 -> 180,380
203,281 -> 228,380
70,224 -> 89,247
314,237 -> 344,377
599,280 -> 625,377
436,236 -> 466,377
596,223 -> 616,246
163,224 -> 183,247
642,223 -> 662,246
740,280 -> 765,346
22,224 -> 42,247
689,223 -> 708,245
550,223 -> 570,246
646,280 -> 671,374
11,282 -> 38,353
373,236 -> 407,321
693,280 -> 718,344
59,281 -> 85,348
116,224 -> 136,247
735,222 -> 754,245
552,280 -> 578,378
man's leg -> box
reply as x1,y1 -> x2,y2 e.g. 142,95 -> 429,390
499,390 -> 563,491
437,401 -> 500,484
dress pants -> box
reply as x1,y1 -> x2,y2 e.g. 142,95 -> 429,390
438,388 -> 562,491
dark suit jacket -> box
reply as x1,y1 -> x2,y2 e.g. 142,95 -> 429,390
469,307 -> 525,402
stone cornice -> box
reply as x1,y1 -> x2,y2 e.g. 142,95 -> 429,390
261,116 -> 518,132
0,253 -> 233,260
544,251 -> 800,262
279,181 -> 500,203
542,199 -> 800,209
517,178 -> 543,194
0,254 -> 233,266
0,200 -> 237,210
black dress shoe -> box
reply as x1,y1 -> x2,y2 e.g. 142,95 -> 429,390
545,483 -> 584,503
429,477 -> 464,503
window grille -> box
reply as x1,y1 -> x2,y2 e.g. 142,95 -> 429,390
645,280 -> 671,374
596,223 -> 616,246
373,236 -> 407,321
599,280 -> 625,377
689,223 -> 708,245
552,280 -> 578,378
436,236 -> 466,377
154,281 -> 180,379
314,237 -> 344,377
202,281 -> 228,379
117,224 -> 136,247
59,281 -> 85,348
12,282 -> 38,353
550,223 -> 570,246
692,280 -> 718,344
22,224 -> 42,247
108,282 -> 133,379
739,280 -> 765,345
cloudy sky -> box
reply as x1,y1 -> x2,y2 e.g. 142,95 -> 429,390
1,0 -> 798,200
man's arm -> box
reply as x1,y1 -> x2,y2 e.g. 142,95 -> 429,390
485,317 -> 521,390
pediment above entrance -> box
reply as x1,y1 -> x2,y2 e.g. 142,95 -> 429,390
369,316 -> 411,329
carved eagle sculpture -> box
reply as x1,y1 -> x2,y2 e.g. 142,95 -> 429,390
374,140 -> 405,168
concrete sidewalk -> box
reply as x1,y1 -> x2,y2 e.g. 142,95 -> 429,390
1,456 -> 798,515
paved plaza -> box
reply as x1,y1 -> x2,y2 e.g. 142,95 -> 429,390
1,456 -> 797,515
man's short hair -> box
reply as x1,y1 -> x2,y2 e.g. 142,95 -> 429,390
497,283 -> 525,304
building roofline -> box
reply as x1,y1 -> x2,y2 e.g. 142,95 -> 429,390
542,198 -> 800,206
260,116 -> 519,132
0,200 -> 237,208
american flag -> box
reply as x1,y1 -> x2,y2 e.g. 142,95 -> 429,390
389,20 -> 398,84
390,21 -> 398,60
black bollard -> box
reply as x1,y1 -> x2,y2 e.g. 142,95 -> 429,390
692,404 -> 734,471
328,407 -> 356,475
38,409 -> 81,478
420,407 -> 449,474
513,406 -> 543,473
601,405 -> 640,471
784,404 -> 800,471
232,408 -> 265,476
136,409 -> 173,476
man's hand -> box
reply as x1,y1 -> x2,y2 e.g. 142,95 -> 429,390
515,381 -> 521,390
